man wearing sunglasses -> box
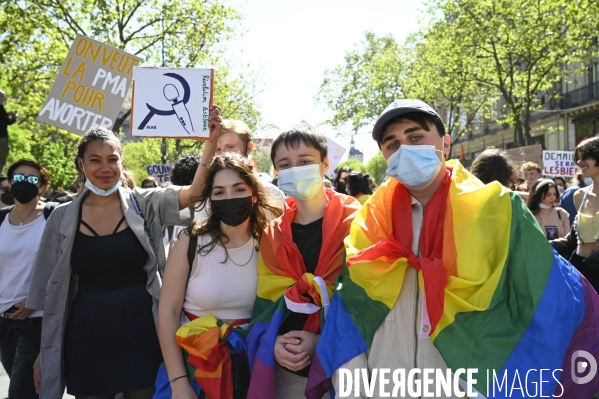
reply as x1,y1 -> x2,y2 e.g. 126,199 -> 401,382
0,90 -> 17,174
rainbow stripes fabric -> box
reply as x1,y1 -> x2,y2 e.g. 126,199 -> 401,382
154,315 -> 248,399
246,189 -> 360,399
307,160 -> 599,398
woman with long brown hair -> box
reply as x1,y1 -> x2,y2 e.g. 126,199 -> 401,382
157,149 -> 282,398
527,178 -> 570,239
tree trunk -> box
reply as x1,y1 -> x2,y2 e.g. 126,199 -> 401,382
513,121 -> 525,147
112,109 -> 131,135
522,109 -> 532,146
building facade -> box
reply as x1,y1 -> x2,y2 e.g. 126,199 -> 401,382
448,63 -> 599,166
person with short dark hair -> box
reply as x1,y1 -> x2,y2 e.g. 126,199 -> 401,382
470,147 -> 516,188
0,159 -> 53,399
247,124 -> 360,398
167,154 -> 202,247
0,90 -> 17,174
345,171 -> 373,204
527,179 -> 569,239
553,177 -> 567,193
0,174 -> 13,207
169,153 -> 200,186
141,176 -> 157,189
309,99 -> 599,399
567,136 -> 599,291
333,166 -> 350,194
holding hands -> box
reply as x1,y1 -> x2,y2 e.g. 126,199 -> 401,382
274,330 -> 320,372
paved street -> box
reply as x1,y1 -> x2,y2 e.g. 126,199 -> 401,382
0,364 -> 6,399
0,363 -> 74,399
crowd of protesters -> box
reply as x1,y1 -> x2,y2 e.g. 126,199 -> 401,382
1,99 -> 599,399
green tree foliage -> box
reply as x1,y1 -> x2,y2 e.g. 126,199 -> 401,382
403,30 -> 492,140
317,0 -> 597,146
0,0 -> 262,187
337,159 -> 367,173
431,0 -> 598,145
252,149 -> 273,175
366,152 -> 387,185
317,32 -> 405,133
31,138 -> 79,189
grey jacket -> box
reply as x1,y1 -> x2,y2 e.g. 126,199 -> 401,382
26,186 -> 193,399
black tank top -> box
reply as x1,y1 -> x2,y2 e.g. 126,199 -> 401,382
71,206 -> 148,291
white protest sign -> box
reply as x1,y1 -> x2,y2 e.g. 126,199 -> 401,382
37,34 -> 140,135
131,68 -> 213,139
326,136 -> 347,177
299,120 -> 347,176
146,163 -> 174,184
542,151 -> 577,177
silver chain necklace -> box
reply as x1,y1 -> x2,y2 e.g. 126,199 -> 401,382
227,241 -> 256,267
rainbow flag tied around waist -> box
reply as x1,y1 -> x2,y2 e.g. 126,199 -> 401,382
307,160 -> 599,398
154,314 -> 248,399
246,188 -> 360,399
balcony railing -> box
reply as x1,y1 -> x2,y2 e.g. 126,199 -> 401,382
561,81 -> 599,109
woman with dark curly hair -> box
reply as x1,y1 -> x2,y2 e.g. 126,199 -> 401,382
157,141 -> 282,399
528,178 -> 569,239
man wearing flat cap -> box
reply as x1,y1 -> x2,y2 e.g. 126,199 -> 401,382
306,100 -> 599,399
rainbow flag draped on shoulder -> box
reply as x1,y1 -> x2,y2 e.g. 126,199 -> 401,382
246,188 -> 360,399
307,160 -> 599,399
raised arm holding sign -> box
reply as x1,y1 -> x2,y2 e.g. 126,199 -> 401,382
26,106 -> 222,399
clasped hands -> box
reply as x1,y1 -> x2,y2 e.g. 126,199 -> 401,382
273,330 -> 320,372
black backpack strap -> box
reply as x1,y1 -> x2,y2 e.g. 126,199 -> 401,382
187,235 -> 198,279
557,209 -> 562,220
44,202 -> 59,220
0,206 -> 15,226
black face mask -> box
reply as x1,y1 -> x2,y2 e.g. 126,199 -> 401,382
11,182 -> 39,204
211,196 -> 253,227
1,190 -> 14,205
336,181 -> 346,194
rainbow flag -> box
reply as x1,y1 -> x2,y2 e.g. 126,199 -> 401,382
154,315 -> 248,399
307,160 -> 599,398
246,189 -> 360,399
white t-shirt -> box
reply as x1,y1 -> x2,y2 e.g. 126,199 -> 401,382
183,234 -> 258,320
0,213 -> 46,317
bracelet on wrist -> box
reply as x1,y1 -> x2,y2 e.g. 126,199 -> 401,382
169,375 -> 187,383
200,161 -> 210,168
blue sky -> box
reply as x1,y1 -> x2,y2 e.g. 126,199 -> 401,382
226,0 -> 425,163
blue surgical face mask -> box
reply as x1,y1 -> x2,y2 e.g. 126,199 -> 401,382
83,166 -> 122,196
0,100 -> 5,106
277,163 -> 323,200
584,177 -> 593,186
385,144 -> 442,190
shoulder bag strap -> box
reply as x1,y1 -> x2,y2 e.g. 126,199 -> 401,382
579,188 -> 591,212
187,234 -> 198,280
130,192 -> 164,278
